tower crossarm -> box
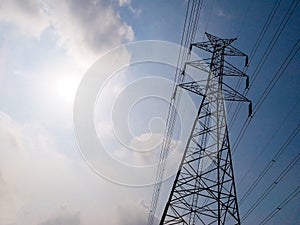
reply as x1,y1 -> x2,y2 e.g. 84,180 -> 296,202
221,83 -> 249,102
186,59 -> 211,73
179,80 -> 206,96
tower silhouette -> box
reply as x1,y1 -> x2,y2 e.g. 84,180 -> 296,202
160,33 -> 251,225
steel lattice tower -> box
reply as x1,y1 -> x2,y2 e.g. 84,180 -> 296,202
160,33 -> 251,225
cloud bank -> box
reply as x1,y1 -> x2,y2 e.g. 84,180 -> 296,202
0,111 -> 154,225
0,0 -> 134,66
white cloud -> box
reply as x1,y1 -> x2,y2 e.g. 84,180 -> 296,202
46,0 -> 134,66
116,202 -> 147,225
0,111 -> 157,225
115,200 -> 159,225
0,0 -> 49,37
118,0 -> 142,16
216,8 -> 231,19
96,117 -> 183,168
0,170 -> 17,225
38,207 -> 81,225
0,0 -> 134,67
118,0 -> 131,7
0,112 -> 83,225
113,132 -> 174,166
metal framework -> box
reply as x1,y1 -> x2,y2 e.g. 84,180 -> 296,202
160,33 -> 251,225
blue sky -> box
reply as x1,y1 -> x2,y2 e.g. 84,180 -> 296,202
0,0 -> 299,225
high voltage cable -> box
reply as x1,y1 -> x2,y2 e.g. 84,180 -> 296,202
241,150 -> 300,222
152,0 -> 202,220
237,100 -> 299,186
249,0 -> 299,89
173,0 -> 192,86
228,0 -> 298,131
232,38 -> 300,153
148,0 -> 299,223
253,38 -> 300,114
248,0 -> 283,65
227,0 -> 281,116
258,186 -> 300,225
147,1 -> 203,224
239,124 -> 300,205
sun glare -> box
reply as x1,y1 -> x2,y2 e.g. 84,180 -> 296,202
56,76 -> 80,103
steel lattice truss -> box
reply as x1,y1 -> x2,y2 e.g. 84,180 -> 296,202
160,33 -> 251,225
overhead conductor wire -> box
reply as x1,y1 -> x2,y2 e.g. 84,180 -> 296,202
147,1 -> 202,224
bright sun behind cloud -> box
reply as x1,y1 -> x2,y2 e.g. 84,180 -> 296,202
55,76 -> 81,103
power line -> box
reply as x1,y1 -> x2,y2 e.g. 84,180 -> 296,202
241,148 -> 300,221
147,1 -> 203,224
232,38 -> 300,153
227,0 -> 283,123
259,185 -> 300,225
253,41 -> 300,115
237,100 -> 299,186
239,124 -> 300,205
228,0 -> 299,132
247,0 -> 283,64
249,0 -> 299,89
147,1 -> 300,223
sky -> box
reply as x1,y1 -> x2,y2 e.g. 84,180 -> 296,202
0,0 -> 299,225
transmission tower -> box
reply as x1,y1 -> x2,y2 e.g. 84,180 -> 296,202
159,33 -> 251,225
